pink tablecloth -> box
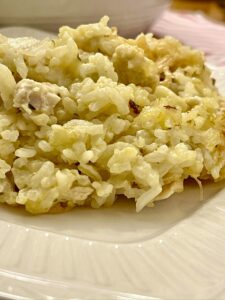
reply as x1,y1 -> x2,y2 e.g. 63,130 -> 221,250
151,10 -> 225,66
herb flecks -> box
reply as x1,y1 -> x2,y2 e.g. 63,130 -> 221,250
28,103 -> 35,110
164,105 -> 176,110
129,100 -> 141,114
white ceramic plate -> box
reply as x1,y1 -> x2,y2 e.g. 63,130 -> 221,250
0,0 -> 170,37
0,28 -> 225,299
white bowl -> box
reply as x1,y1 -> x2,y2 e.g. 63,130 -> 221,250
0,0 -> 170,37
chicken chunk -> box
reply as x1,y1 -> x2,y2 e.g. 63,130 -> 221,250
13,79 -> 69,115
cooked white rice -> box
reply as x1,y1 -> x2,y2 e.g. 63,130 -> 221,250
0,16 -> 224,213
